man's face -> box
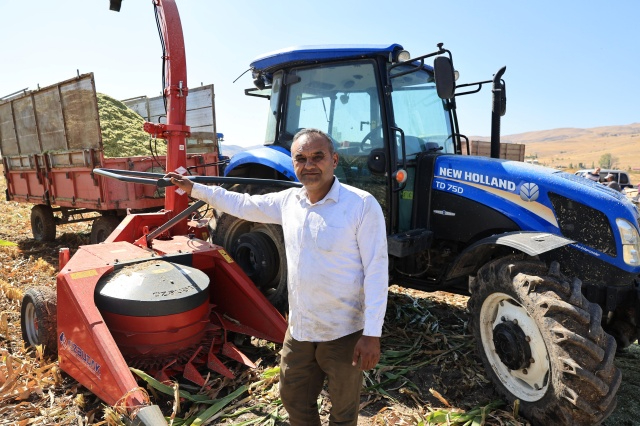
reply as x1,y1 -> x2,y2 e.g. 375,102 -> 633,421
291,134 -> 338,194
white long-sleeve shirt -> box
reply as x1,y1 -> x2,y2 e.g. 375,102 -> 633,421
191,178 -> 389,342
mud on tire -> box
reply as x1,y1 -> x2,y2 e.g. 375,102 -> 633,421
468,257 -> 621,425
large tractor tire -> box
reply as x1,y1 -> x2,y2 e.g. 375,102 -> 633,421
30,205 -> 56,242
21,286 -> 58,355
468,257 -> 621,425
90,215 -> 122,244
211,184 -> 289,313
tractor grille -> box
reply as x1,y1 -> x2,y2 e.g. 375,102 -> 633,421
548,192 -> 616,256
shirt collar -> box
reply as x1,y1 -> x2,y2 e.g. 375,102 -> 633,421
296,176 -> 341,205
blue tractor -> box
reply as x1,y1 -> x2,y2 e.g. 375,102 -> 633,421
213,43 -> 639,425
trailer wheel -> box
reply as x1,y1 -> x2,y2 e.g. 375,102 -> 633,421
90,216 -> 122,244
21,286 -> 57,354
468,257 -> 620,425
30,205 -> 56,242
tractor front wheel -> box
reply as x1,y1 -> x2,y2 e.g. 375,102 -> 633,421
468,257 -> 620,425
30,205 -> 56,242
21,286 -> 57,354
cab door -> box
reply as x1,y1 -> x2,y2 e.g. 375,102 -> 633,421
388,65 -> 453,233
280,60 -> 390,227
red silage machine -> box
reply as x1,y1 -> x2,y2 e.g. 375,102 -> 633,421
19,1 -> 289,424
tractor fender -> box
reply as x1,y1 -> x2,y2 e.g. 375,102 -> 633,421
445,231 -> 574,281
224,146 -> 297,181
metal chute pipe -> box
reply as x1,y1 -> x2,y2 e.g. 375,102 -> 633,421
158,175 -> 303,189
93,168 -> 302,188
93,168 -> 162,185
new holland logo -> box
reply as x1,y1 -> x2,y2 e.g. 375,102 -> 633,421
520,183 -> 539,202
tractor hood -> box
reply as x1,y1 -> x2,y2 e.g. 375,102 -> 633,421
433,155 -> 640,272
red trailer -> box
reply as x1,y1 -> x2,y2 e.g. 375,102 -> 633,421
0,73 -> 220,242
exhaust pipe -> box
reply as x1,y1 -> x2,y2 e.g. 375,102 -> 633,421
490,66 -> 507,159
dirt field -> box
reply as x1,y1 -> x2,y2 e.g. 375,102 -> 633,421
0,177 -> 639,425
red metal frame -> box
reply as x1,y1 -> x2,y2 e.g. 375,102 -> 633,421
57,238 -> 286,407
54,1 -> 288,421
143,0 -> 190,235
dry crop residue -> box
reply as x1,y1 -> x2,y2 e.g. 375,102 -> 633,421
1,173 -> 640,425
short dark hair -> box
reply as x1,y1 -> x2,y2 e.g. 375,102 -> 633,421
293,128 -> 334,154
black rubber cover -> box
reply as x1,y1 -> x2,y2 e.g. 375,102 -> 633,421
95,260 -> 210,317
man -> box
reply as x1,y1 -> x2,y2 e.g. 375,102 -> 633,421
167,128 -> 388,426
605,173 -> 622,192
584,167 -> 601,182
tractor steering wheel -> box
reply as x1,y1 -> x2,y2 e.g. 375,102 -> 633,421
360,126 -> 384,153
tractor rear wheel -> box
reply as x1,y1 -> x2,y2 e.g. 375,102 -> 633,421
90,215 -> 121,244
468,257 -> 620,425
212,213 -> 288,313
21,286 -> 57,354
30,205 -> 56,242
210,184 -> 290,313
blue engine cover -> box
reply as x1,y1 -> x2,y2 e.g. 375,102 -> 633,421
432,155 -> 640,273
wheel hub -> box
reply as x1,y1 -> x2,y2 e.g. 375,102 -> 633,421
493,320 -> 532,370
479,292 -> 551,401
234,232 -> 278,288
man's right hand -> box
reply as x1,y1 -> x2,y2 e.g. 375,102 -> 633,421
164,172 -> 194,196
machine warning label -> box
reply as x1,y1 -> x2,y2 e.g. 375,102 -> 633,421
438,167 -> 516,191
59,332 -> 101,378
218,249 -> 235,264
70,269 -> 98,280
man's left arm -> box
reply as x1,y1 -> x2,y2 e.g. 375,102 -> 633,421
352,195 -> 389,370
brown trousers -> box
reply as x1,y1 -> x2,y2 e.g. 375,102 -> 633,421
279,328 -> 363,426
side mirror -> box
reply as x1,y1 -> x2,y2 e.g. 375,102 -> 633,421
367,148 -> 387,176
434,56 -> 455,99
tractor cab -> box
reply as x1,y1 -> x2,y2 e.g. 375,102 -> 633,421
243,44 -> 458,236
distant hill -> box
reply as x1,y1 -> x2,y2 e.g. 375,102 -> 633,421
474,123 -> 640,145
217,123 -> 640,183
473,123 -> 640,179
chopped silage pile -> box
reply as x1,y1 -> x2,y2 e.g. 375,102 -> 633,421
96,93 -> 167,158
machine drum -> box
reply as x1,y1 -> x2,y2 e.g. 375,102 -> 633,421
95,260 -> 213,357
95,260 -> 210,317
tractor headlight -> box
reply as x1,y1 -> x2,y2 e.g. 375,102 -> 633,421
616,218 -> 640,266
396,50 -> 411,63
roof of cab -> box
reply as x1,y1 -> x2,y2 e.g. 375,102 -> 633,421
250,43 -> 404,72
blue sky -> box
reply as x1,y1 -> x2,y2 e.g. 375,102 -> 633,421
2,1 -> 638,148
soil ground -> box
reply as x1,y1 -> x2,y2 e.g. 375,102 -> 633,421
0,175 -> 639,425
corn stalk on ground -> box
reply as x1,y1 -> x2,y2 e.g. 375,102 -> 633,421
0,177 -> 638,426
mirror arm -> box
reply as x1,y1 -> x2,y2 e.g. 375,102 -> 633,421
454,79 -> 493,97
389,44 -> 450,79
